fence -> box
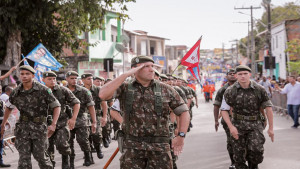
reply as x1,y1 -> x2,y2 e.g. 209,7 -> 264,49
271,91 -> 288,115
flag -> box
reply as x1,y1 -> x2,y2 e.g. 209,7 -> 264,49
34,63 -> 51,84
25,43 -> 62,71
180,37 -> 202,83
21,54 -> 29,65
9,75 -> 16,84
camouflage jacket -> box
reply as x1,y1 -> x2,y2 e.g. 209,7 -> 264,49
115,79 -> 189,151
213,83 -> 230,107
224,81 -> 273,130
188,86 -> 197,98
179,86 -> 193,99
173,86 -> 188,104
89,85 -> 102,114
9,81 -> 60,119
69,85 -> 95,128
50,85 -> 80,129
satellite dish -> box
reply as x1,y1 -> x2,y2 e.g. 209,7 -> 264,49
115,43 -> 126,53
120,35 -> 129,45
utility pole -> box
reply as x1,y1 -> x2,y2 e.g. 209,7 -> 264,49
265,0 -> 273,77
235,6 -> 261,78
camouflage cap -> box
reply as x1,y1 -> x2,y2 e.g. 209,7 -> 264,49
93,76 -> 105,81
66,71 -> 79,77
160,74 -> 168,79
19,65 -> 36,74
227,68 -> 236,75
81,73 -> 93,79
154,69 -> 160,76
42,71 -> 57,78
131,55 -> 154,67
235,65 -> 251,73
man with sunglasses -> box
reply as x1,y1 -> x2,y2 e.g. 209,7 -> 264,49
213,68 -> 237,169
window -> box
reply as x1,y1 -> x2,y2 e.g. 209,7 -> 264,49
141,41 -> 147,55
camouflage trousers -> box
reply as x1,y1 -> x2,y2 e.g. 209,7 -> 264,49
102,113 -> 112,139
69,126 -> 91,157
14,122 -> 52,169
48,125 -> 71,162
89,116 -> 102,147
120,148 -> 173,169
221,118 -> 233,155
231,126 -> 265,169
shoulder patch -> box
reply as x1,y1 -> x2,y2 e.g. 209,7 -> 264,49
47,88 -> 52,94
87,91 -> 92,96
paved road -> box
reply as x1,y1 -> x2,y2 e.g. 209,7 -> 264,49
3,86 -> 300,169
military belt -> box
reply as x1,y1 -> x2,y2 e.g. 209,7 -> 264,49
20,115 -> 47,123
77,113 -> 88,117
126,135 -> 170,143
233,113 -> 257,121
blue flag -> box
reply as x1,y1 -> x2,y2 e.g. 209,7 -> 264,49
34,63 -> 51,84
25,43 -> 62,71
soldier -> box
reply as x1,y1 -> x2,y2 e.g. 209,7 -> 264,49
65,71 -> 97,167
102,78 -> 113,148
221,65 -> 274,169
0,65 -> 61,169
99,55 -> 190,169
42,71 -> 81,169
81,73 -> 107,159
93,76 -> 105,87
213,68 -> 236,169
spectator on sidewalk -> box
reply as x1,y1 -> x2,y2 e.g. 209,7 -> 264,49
0,98 -> 11,167
259,76 -> 272,98
297,76 -> 300,83
275,76 -> 300,128
0,87 -> 13,103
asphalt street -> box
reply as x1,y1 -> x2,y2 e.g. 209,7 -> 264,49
3,85 -> 300,169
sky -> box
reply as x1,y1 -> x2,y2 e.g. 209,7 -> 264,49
121,0 -> 299,50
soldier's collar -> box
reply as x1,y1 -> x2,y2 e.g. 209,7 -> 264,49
53,84 -> 59,90
235,81 -> 255,89
75,84 -> 83,91
132,78 -> 155,87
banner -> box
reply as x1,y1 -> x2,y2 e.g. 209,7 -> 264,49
34,63 -> 51,84
25,43 -> 62,71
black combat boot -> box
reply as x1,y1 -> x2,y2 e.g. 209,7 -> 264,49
103,137 -> 109,148
69,155 -> 75,169
95,144 -> 104,159
229,153 -> 235,169
83,151 -> 91,166
61,155 -> 70,169
248,162 -> 259,169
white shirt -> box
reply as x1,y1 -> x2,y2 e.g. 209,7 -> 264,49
111,99 -> 120,112
280,82 -> 300,105
0,93 -> 9,103
220,96 -> 230,111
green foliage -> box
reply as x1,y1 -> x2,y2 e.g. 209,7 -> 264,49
287,61 -> 300,74
285,39 -> 300,61
257,2 -> 300,33
0,0 -> 135,63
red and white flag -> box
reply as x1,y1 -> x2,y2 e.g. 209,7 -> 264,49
180,37 -> 201,68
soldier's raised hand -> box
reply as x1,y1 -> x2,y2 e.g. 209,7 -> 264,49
125,64 -> 145,76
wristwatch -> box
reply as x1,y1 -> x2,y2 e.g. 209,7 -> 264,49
178,132 -> 186,138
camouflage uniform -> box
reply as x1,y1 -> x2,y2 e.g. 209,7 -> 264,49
88,85 -> 103,154
116,79 -> 189,169
173,86 -> 188,104
8,81 -> 60,169
224,81 -> 273,169
102,98 -> 113,147
213,83 -> 234,162
187,86 -> 196,120
68,85 -> 95,159
47,85 -> 80,165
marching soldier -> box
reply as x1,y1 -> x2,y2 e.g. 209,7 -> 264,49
221,65 -> 274,169
65,71 -> 97,167
99,55 -> 190,168
42,71 -> 80,169
82,73 -> 107,159
213,68 -> 236,169
1,65 -> 61,169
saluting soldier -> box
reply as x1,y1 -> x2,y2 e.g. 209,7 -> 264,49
221,65 -> 274,169
213,68 -> 237,169
42,71 -> 80,169
99,56 -> 190,169
65,71 -> 97,167
82,73 -> 107,159
1,65 -> 61,169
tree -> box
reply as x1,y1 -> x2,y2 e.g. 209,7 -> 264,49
0,0 -> 135,68
286,39 -> 300,75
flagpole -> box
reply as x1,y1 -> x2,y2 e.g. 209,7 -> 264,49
16,58 -> 25,68
171,62 -> 181,75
